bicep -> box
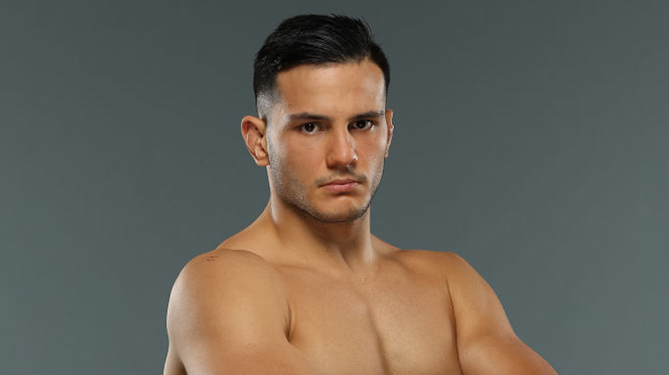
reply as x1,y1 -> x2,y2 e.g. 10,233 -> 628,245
444,253 -> 557,375
166,250 -> 320,375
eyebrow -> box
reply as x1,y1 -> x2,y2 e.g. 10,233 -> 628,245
287,110 -> 385,123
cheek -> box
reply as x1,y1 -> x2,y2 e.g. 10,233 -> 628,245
278,138 -> 322,173
358,135 -> 388,162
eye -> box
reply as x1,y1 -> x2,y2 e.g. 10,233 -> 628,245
299,122 -> 319,133
351,120 -> 374,130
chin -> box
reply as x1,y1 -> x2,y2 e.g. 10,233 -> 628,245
304,203 -> 369,223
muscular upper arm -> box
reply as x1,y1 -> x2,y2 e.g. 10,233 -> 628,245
165,249 -> 319,375
442,252 -> 558,375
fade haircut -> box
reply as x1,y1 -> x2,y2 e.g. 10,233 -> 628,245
253,14 -> 390,121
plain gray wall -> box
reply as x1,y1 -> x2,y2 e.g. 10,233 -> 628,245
2,1 -> 667,374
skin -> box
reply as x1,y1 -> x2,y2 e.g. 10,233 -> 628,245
164,59 -> 558,375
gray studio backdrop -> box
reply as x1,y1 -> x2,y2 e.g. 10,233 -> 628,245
2,1 -> 667,374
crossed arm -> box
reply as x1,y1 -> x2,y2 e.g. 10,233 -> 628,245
164,249 -> 557,375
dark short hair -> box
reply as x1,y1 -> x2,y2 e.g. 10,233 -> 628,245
253,14 -> 390,116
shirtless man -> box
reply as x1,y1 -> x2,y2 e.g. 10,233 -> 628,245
164,14 -> 558,375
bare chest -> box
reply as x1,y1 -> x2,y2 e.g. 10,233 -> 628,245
277,266 -> 463,375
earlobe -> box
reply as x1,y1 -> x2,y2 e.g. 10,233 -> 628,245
384,109 -> 394,158
241,115 -> 270,167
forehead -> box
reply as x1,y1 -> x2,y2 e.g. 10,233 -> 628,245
273,59 -> 386,118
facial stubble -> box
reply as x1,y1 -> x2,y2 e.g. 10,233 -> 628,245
268,157 -> 385,223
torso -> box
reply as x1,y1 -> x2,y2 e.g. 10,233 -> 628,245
166,237 -> 465,375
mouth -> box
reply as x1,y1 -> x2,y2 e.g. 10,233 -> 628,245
320,178 -> 361,193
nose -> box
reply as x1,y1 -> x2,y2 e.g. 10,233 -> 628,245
325,128 -> 358,169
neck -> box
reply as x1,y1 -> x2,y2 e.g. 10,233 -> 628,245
259,196 -> 378,274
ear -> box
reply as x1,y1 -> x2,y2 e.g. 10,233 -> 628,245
384,109 -> 395,158
241,115 -> 269,166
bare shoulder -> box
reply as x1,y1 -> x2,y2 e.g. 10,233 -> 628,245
181,247 -> 278,275
395,249 -> 502,315
169,248 -> 286,304
392,248 -> 473,279
167,247 -> 289,321
165,248 -> 293,374
396,250 -> 558,375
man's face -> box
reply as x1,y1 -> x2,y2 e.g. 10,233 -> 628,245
265,59 -> 393,223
